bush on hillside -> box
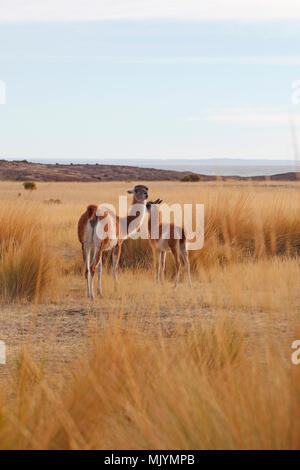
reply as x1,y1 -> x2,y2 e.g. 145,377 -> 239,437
23,181 -> 37,191
180,174 -> 201,182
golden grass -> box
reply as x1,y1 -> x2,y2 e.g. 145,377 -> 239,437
0,180 -> 299,449
0,202 -> 58,302
0,318 -> 299,450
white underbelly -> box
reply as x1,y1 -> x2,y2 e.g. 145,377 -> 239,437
104,239 -> 118,251
157,238 -> 170,252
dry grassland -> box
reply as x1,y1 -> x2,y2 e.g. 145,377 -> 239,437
0,180 -> 299,449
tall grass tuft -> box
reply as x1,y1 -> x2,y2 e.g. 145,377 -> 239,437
0,202 -> 57,302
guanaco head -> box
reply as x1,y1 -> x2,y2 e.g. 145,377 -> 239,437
127,185 -> 149,203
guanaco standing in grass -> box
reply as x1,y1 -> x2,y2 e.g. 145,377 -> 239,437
78,185 -> 148,298
146,199 -> 192,288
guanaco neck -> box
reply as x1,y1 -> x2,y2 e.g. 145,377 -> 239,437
124,196 -> 147,235
147,206 -> 161,240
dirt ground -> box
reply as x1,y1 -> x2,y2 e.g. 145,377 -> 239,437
1,271 -> 298,380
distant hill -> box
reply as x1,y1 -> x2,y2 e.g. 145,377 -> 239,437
0,160 -> 298,182
52,158 -> 299,177
0,159 -> 185,182
251,172 -> 300,181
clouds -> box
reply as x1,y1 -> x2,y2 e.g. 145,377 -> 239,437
186,108 -> 300,126
1,0 -> 300,22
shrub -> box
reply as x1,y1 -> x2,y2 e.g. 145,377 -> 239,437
23,181 -> 37,191
180,173 -> 201,182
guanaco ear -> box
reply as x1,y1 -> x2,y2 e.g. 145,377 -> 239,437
158,199 -> 163,204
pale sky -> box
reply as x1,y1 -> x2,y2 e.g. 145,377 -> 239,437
0,1 -> 300,160
1,0 -> 300,22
